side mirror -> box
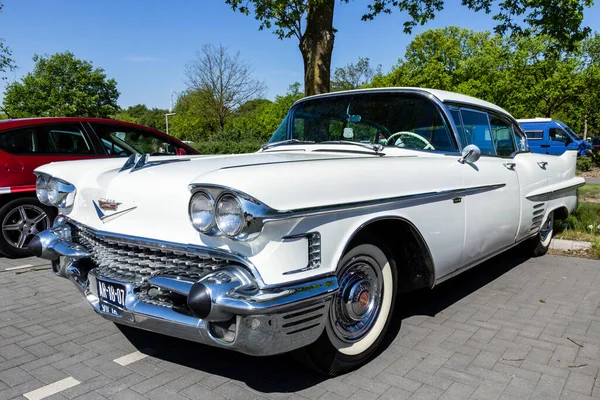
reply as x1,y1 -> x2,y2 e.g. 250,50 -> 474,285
458,144 -> 481,164
565,137 -> 573,146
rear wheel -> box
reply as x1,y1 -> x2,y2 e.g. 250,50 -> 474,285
0,197 -> 55,258
526,211 -> 554,257
296,243 -> 397,376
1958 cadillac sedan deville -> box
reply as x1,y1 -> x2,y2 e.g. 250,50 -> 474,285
29,88 -> 583,375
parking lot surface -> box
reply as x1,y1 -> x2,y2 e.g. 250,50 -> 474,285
0,252 -> 598,399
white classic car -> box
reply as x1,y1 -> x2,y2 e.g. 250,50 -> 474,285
29,88 -> 583,375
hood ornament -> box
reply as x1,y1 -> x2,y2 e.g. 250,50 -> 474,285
119,153 -> 191,173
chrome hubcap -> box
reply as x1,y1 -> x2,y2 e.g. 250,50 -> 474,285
2,205 -> 50,249
540,213 -> 554,242
330,255 -> 383,342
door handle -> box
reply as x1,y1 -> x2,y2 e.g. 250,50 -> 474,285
503,162 -> 516,170
537,161 -> 548,169
540,145 -> 550,148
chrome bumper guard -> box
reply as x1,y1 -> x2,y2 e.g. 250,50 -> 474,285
33,222 -> 338,356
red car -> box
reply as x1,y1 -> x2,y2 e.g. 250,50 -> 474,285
0,117 -> 198,257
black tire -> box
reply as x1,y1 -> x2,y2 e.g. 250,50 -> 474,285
525,211 -> 554,257
0,197 -> 55,258
295,242 -> 398,376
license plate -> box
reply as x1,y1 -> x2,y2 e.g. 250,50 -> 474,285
97,280 -> 126,316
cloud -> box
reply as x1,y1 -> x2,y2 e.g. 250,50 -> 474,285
125,56 -> 159,62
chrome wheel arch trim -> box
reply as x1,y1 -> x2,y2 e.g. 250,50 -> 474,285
339,215 -> 436,289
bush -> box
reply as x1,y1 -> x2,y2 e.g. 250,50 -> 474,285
191,140 -> 262,154
577,156 -> 593,172
590,151 -> 600,167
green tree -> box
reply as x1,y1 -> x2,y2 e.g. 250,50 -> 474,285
3,51 -> 119,117
226,0 -> 593,96
184,44 -> 266,134
115,104 -> 169,131
169,89 -> 221,142
0,2 -> 15,80
331,57 -> 380,91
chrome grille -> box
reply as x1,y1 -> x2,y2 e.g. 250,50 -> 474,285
70,224 -> 231,287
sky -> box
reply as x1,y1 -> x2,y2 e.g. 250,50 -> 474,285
2,0 -> 600,110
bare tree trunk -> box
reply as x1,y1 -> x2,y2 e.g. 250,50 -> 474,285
584,116 -> 588,140
300,0 -> 335,97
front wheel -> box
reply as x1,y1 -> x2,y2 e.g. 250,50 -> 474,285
296,243 -> 397,376
0,197 -> 55,258
526,211 -> 554,257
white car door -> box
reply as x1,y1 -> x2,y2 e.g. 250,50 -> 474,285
457,109 -> 521,267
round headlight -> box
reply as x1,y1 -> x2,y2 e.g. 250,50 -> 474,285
36,175 -> 49,204
47,178 -> 60,205
189,191 -> 215,232
216,194 -> 244,237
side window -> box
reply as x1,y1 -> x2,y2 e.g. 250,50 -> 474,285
549,128 -> 569,143
460,110 -> 495,155
489,115 -> 516,157
450,109 -> 467,145
0,124 -> 91,155
0,127 -> 36,154
91,124 -> 178,156
526,130 -> 544,139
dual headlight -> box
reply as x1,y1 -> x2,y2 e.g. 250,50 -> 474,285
189,189 -> 267,241
35,174 -> 76,208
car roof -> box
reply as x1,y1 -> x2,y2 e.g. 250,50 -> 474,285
293,87 -> 512,116
516,118 -> 553,124
0,117 -> 161,132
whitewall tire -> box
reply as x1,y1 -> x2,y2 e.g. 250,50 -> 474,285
296,242 -> 398,376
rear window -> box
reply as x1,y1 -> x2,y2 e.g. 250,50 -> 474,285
0,124 -> 92,155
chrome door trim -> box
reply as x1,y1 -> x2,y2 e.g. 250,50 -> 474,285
525,181 -> 585,202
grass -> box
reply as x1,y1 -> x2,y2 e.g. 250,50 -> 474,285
578,183 -> 600,200
554,184 -> 600,258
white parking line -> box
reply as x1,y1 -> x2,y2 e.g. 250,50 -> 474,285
24,377 -> 80,400
113,349 -> 154,366
5,264 -> 33,271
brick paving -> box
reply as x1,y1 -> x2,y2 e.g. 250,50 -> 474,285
0,251 -> 598,399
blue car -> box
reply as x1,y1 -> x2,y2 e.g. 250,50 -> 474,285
518,118 -> 592,156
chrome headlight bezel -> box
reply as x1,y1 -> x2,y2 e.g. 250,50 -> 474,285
189,190 -> 216,233
188,185 -> 275,241
215,193 -> 244,238
35,173 -> 77,208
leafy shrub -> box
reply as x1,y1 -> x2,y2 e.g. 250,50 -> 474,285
191,140 -> 262,154
590,151 -> 600,167
577,156 -> 593,172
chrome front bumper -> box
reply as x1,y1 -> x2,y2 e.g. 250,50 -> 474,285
33,221 -> 338,356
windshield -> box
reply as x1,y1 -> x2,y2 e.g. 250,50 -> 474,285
561,123 -> 582,140
269,93 -> 458,152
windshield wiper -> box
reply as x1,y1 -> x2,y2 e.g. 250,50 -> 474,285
321,141 -> 384,154
261,139 -> 315,150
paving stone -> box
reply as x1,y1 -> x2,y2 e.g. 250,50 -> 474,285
564,372 -> 595,396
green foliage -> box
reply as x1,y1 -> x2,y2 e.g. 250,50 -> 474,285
3,51 -> 119,118
331,57 -> 380,92
114,104 -> 169,131
561,202 -> 600,234
190,140 -> 263,154
0,3 -> 15,79
579,184 -> 600,199
577,156 -> 593,172
170,82 -> 303,143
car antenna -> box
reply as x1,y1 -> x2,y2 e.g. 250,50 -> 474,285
0,107 -> 14,119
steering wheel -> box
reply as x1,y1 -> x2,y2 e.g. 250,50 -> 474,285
386,131 -> 435,150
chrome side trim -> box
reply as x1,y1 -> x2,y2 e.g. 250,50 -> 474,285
281,183 -> 506,219
526,181 -> 585,202
189,183 -> 506,221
